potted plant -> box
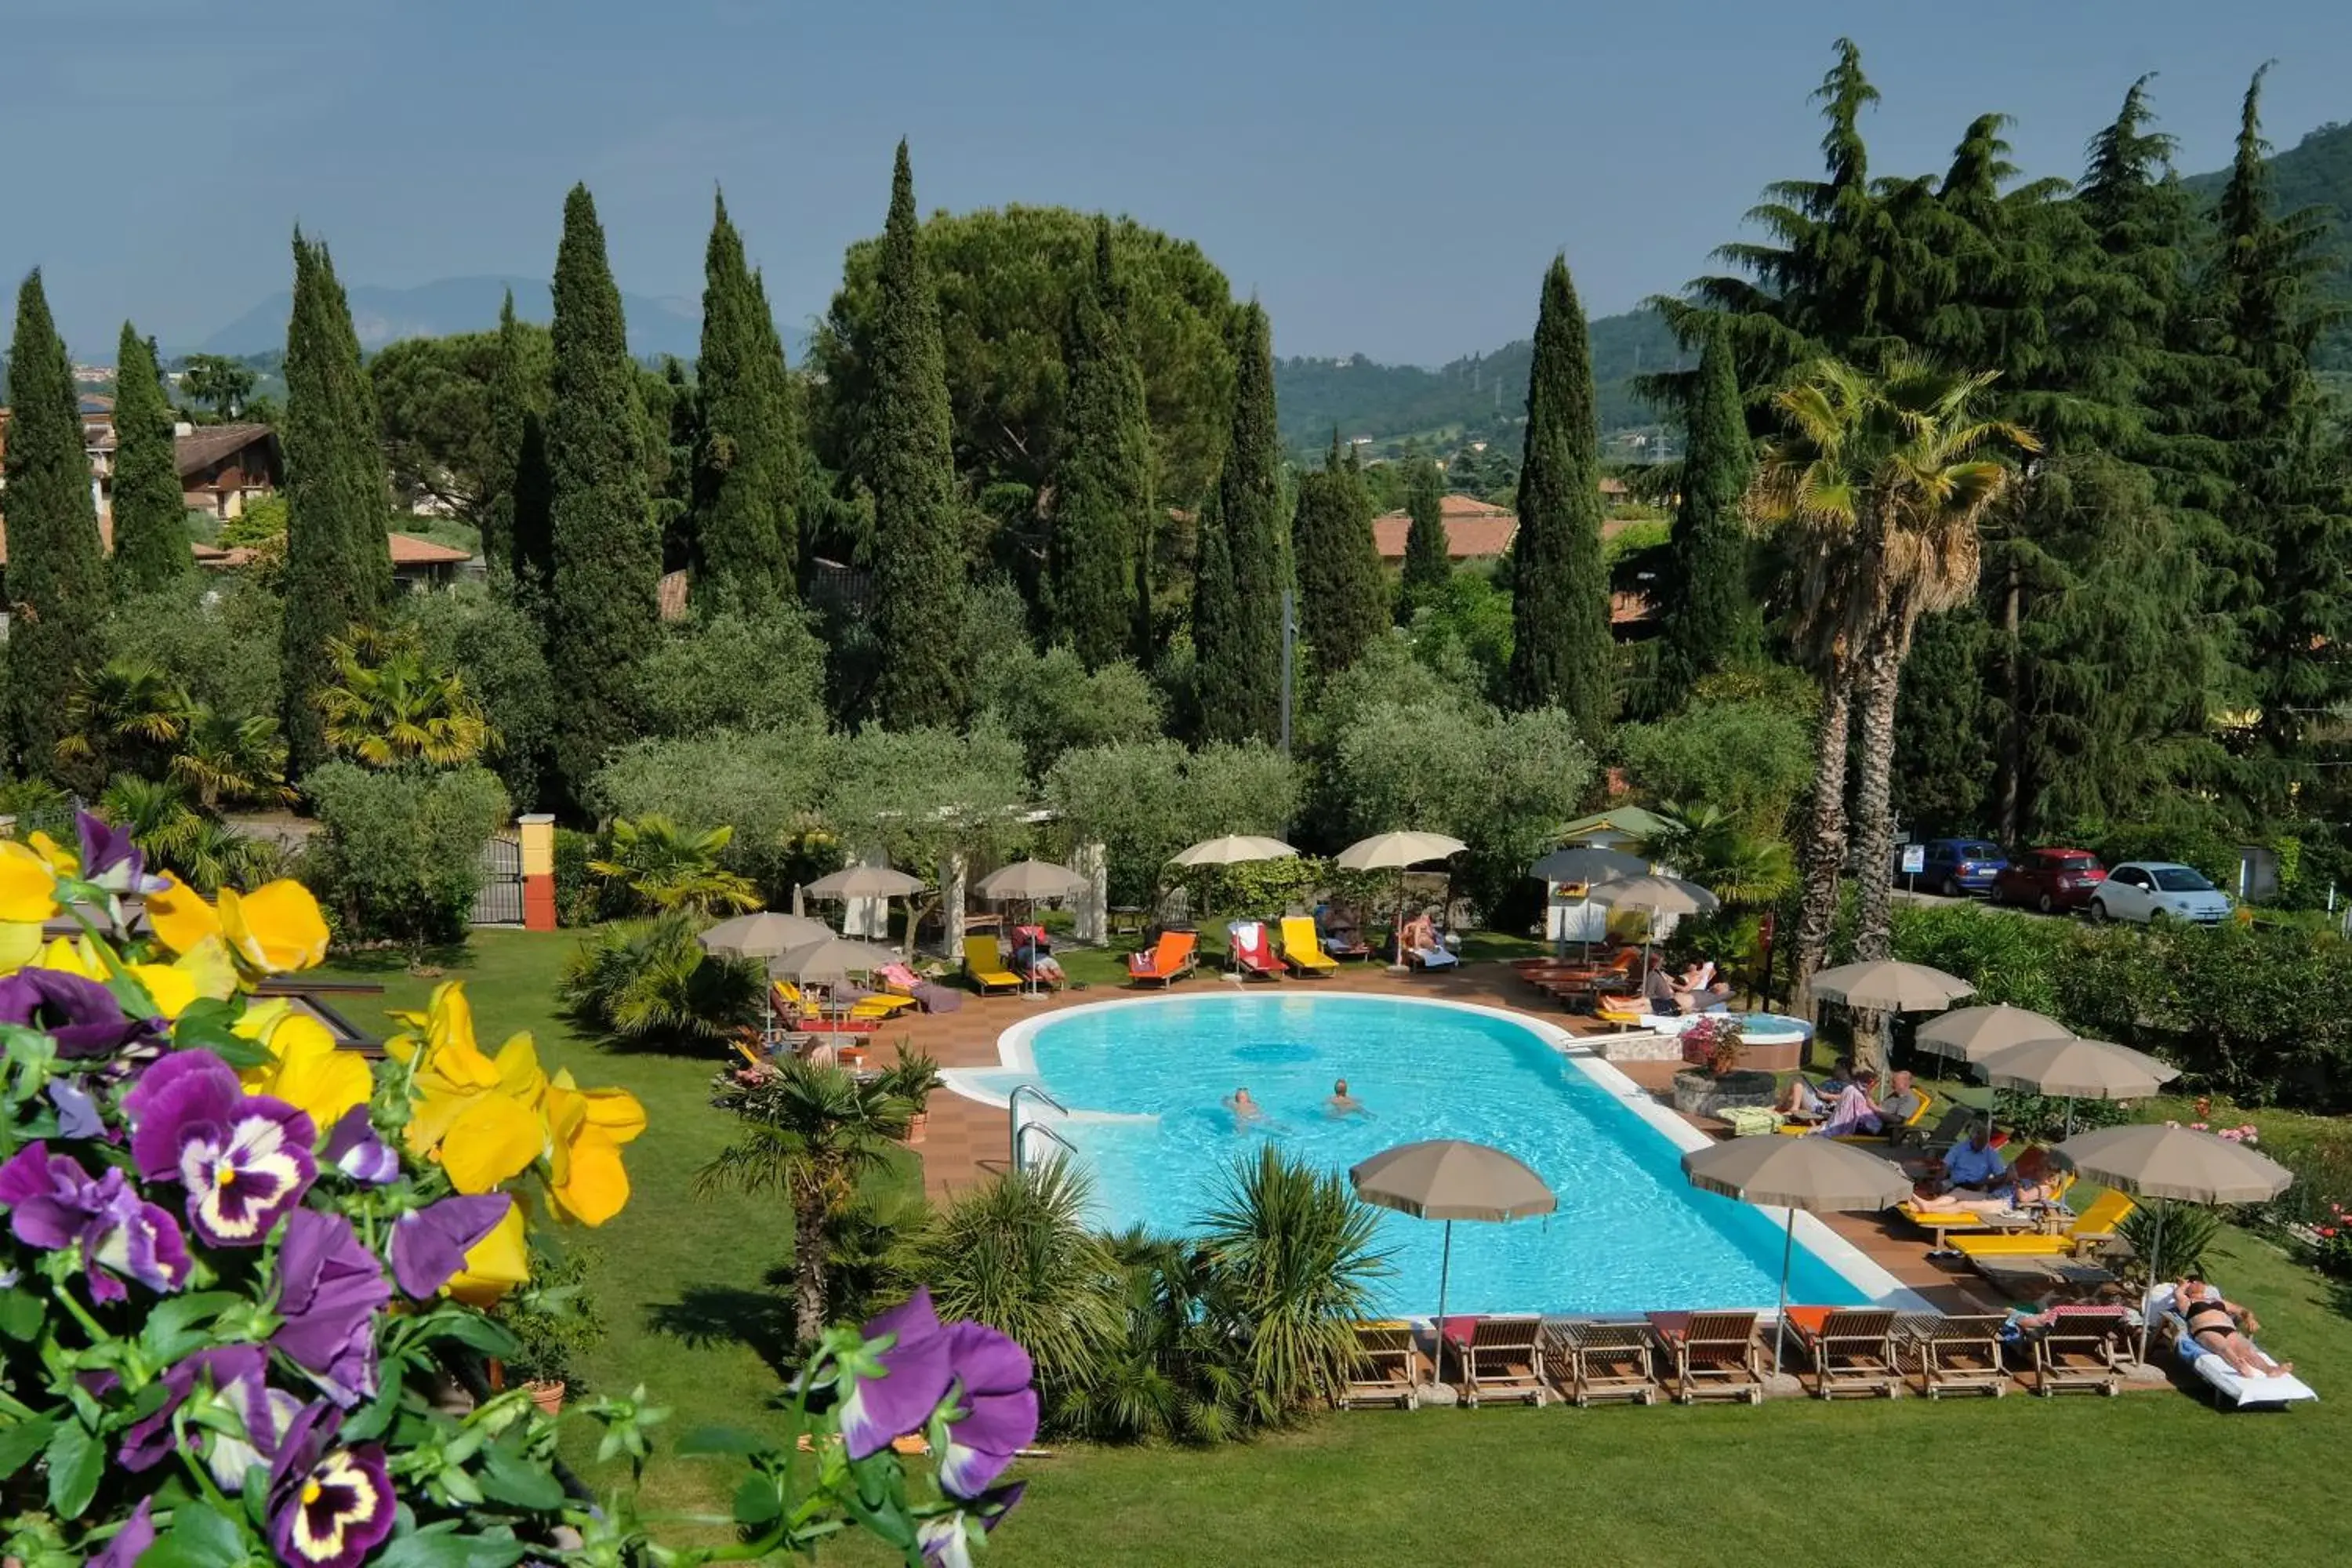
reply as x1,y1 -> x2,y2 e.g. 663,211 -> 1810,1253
1680,1014 -> 1747,1076
492,1243 -> 607,1415
1671,1014 -> 1774,1117
880,1044 -> 946,1145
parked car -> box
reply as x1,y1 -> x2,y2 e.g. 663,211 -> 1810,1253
1898,838 -> 2009,898
1994,848 -> 2107,914
2086,862 -> 2233,926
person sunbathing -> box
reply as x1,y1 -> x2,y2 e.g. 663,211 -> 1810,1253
1670,961 -> 1731,1013
1907,1180 -> 2021,1216
1775,1075 -> 1830,1120
2177,1279 -> 2292,1377
2000,1146 -> 2062,1207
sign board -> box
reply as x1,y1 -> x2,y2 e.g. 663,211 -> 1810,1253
1899,844 -> 1927,876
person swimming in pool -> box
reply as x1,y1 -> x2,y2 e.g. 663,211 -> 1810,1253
1223,1087 -> 1268,1130
1325,1078 -> 1369,1118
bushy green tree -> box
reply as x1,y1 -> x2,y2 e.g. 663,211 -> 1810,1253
590,729 -> 833,900
107,575 -> 282,725
302,761 -> 509,943
3,272 -> 107,776
1291,437 -> 1385,679
109,324 -> 191,593
1195,303 -> 1286,744
1614,696 -> 1816,839
629,611 -> 829,741
543,185 -> 659,808
865,144 -> 968,727
973,645 -> 1163,778
1044,739 -> 1298,906
1050,218 -> 1155,669
1653,318 -> 1755,694
1399,452 -> 1451,605
691,192 -> 798,612
397,585 -> 556,811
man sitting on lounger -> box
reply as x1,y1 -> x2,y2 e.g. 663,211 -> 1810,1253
1326,1078 -> 1370,1119
1878,1069 -> 1925,1128
1941,1123 -> 2005,1191
2177,1279 -> 2292,1377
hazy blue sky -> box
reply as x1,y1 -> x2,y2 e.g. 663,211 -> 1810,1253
8,0 -> 2349,365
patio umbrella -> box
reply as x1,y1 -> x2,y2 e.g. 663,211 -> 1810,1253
768,935 -> 901,986
1349,1140 -> 1555,1383
1976,1036 -> 2179,1142
975,860 -> 1087,996
1169,835 -> 1298,866
2053,1123 -> 2292,1360
1585,874 -> 1720,991
1334,833 -> 1471,965
1806,960 -> 1976,1012
802,865 -> 927,949
1528,847 -> 1648,959
1681,1136 -> 1912,1374
699,910 -> 834,960
1913,1004 -> 2073,1064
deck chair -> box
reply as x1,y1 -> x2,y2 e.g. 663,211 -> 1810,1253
1229,922 -> 1283,980
771,982 -> 880,1034
1951,1189 -> 2134,1261
1893,1201 -> 2040,1257
960,935 -> 1022,995
1338,1322 -> 1422,1410
1006,925 -> 1066,992
1458,1317 -> 1546,1406
1839,1090 -> 1937,1146
1649,1312 -> 1764,1404
1279,916 -> 1339,977
1899,1314 -> 2009,1399
1545,1321 -> 1661,1406
2031,1308 -> 2132,1396
1787,1308 -> 1900,1399
1126,931 -> 1198,986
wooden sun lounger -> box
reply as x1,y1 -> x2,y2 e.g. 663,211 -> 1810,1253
1544,1321 -> 1661,1406
1338,1322 -> 1425,1410
1788,1308 -> 1900,1399
1897,1314 -> 2009,1399
1458,1317 -> 1547,1407
1648,1312 -> 1764,1404
2031,1308 -> 2133,1396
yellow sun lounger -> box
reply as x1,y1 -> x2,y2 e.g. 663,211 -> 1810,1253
1951,1189 -> 2134,1260
1279,917 -> 1339,976
961,934 -> 1023,995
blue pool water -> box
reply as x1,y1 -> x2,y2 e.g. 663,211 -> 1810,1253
1005,993 -> 1871,1318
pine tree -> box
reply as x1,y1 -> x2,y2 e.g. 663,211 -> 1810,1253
1504,257 -> 1612,742
1050,217 -> 1152,670
4,271 -> 107,775
1400,451 -> 1450,604
1291,434 -> 1384,678
543,184 -> 659,808
1196,301 -> 1285,744
691,192 -> 796,613
108,323 -> 190,593
279,234 -> 394,780
866,143 -> 967,726
1653,317 -> 1755,695
483,289 -> 553,600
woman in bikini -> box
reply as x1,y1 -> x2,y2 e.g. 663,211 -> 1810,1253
2177,1279 -> 2292,1377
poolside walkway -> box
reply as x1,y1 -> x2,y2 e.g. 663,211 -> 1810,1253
877,961 -> 1999,1315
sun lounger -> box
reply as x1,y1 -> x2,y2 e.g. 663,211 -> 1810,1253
1898,1314 -> 2009,1398
1785,1307 -> 1900,1399
1126,931 -> 1198,987
1951,1189 -> 2133,1261
1647,1312 -> 1764,1404
2030,1307 -> 2133,1396
2145,1285 -> 2318,1409
1544,1321 -> 1661,1406
878,962 -> 963,1014
770,982 -> 882,1034
1229,921 -> 1284,980
1339,1321 -> 1424,1410
1893,1202 -> 2040,1257
1455,1317 -> 1546,1406
1407,942 -> 1461,971
1971,1254 -> 2119,1301
1279,916 -> 1340,977
961,935 -> 1023,995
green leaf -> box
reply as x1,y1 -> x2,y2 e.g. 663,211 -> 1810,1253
414,1311 -> 517,1359
44,1417 -> 103,1519
677,1424 -> 771,1457
140,1501 -> 251,1568
477,1439 -> 566,1512
371,1524 -> 528,1568
733,1471 -> 783,1526
140,1290 -> 244,1362
339,1370 -> 405,1443
172,1001 -> 272,1069
0,1287 -> 45,1342
0,1414 -> 59,1478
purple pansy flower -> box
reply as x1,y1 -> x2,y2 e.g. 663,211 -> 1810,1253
77,809 -> 168,896
46,1078 -> 103,1140
916,1483 -> 1026,1568
839,1288 -> 957,1461
272,1210 -> 388,1407
0,966 -> 163,1058
119,1345 -> 303,1490
124,1048 -> 316,1246
0,1142 -> 191,1301
321,1105 -> 399,1186
390,1193 -> 510,1299
935,1319 -> 1039,1500
89,1497 -> 157,1568
267,1402 -> 396,1568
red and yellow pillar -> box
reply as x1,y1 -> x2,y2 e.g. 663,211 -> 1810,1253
520,813 -> 557,932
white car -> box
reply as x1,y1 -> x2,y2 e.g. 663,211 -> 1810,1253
2086,862 -> 2233,926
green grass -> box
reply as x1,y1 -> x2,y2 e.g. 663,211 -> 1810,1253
328,933 -> 2352,1565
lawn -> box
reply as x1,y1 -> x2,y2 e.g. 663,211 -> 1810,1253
325,931 -> 2352,1566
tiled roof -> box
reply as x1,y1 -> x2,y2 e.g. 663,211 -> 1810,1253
387,532 -> 472,566
1370,493 -> 1519,560
175,422 -> 278,477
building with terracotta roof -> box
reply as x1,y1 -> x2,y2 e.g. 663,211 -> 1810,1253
1370,493 -> 1518,561
175,423 -> 281,521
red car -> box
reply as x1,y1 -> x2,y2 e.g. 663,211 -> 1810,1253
1994,848 -> 2107,913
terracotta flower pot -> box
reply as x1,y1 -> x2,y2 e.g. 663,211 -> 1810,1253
525,1379 -> 567,1417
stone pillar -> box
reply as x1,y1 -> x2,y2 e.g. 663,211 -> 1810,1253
517,814 -> 557,932
941,851 -> 969,962
1072,841 -> 1109,945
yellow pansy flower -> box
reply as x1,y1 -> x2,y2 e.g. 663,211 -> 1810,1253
31,935 -> 106,982
398,984 -> 549,1194
240,1010 -> 374,1129
144,873 -> 223,956
543,1070 -> 646,1227
444,1202 -> 530,1307
0,921 -> 41,976
0,841 -> 61,925
217,881 -> 329,974
23,831 -> 78,877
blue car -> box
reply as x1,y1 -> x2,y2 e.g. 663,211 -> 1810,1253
1900,838 -> 2009,898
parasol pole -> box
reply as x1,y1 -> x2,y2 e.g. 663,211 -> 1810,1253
1773,1208 -> 1795,1377
1433,1218 -> 1454,1386
2139,1199 -> 2167,1366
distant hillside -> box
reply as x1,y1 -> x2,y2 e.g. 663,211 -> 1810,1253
1276,307 -> 1684,452
2182,119 -> 2352,369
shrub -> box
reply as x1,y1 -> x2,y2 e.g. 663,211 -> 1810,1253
588,813 -> 760,916
399,583 -> 557,811
303,761 -> 510,944
630,609 -> 829,740
492,1242 -> 608,1391
559,910 -> 764,1044
1615,697 -> 1817,839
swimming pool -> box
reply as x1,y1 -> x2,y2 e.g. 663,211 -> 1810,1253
949,993 -> 1907,1319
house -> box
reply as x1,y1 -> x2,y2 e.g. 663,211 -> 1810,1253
389,532 -> 472,590
0,402 -> 115,521
1370,494 -> 1519,561
176,423 -> 281,521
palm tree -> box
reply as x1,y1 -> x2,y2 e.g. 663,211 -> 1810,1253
171,705 -> 294,810
56,658 -> 191,782
1750,355 -> 2035,1006
317,626 -> 493,769
557,911 -> 762,1044
587,815 -> 759,916
694,1059 -> 914,1345
1642,801 -> 1798,909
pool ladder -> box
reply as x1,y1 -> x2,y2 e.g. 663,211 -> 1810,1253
1007,1083 -> 1073,1174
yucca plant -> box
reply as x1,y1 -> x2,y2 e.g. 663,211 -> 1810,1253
2117,1199 -> 2224,1285
557,911 -> 764,1044
589,814 -> 760,916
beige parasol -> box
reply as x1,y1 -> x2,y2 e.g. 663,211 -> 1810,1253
1168,835 -> 1298,867
804,866 -> 927,898
1806,960 -> 1976,1012
1682,1136 -> 1913,1373
975,860 -> 1087,996
1350,1140 -> 1555,1381
768,935 -> 901,986
1584,873 -> 1720,989
1913,1004 -> 2074,1064
1974,1037 -> 2178,1100
699,910 -> 835,960
1334,833 -> 1470,965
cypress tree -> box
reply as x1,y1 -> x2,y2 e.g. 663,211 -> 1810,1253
1050,217 -> 1152,670
1504,256 -> 1613,742
750,267 -> 801,582
1291,434 -> 1384,678
1195,301 -> 1285,744
1653,317 -> 1755,694
866,142 -> 967,726
691,191 -> 796,612
543,183 -> 659,808
485,289 -> 554,601
109,322 -> 190,593
4,271 -> 107,775
280,234 -> 394,779
1400,452 -> 1450,602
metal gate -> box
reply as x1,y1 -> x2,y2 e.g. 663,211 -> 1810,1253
471,829 -> 524,926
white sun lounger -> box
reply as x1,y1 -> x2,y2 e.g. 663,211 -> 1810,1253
2147,1286 -> 2318,1409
